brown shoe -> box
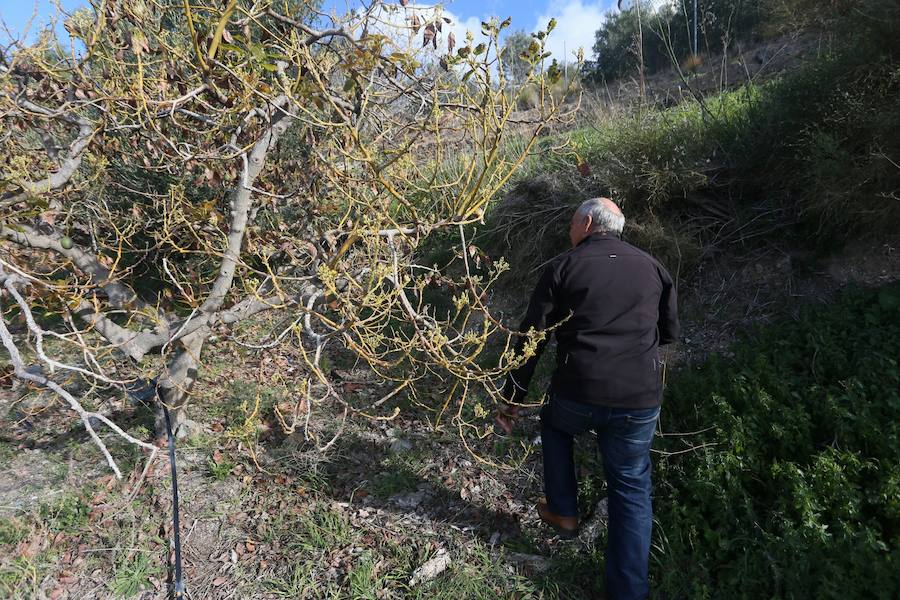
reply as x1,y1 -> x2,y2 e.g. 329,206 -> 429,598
536,498 -> 578,539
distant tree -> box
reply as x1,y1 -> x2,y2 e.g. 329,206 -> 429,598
502,30 -> 534,85
666,0 -> 765,56
582,0 -> 769,86
582,1 -> 670,85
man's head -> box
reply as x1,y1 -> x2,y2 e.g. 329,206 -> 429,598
569,197 -> 625,247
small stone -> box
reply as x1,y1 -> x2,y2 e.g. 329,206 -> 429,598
505,552 -> 550,574
175,418 -> 206,439
389,438 -> 412,454
393,490 -> 426,510
409,549 -> 451,586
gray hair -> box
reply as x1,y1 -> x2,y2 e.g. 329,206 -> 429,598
576,198 -> 625,235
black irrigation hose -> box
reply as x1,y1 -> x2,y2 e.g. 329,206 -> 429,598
161,393 -> 185,598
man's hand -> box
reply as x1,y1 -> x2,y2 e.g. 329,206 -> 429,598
494,403 -> 519,435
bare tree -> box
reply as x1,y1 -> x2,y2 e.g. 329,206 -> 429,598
0,1 -> 576,476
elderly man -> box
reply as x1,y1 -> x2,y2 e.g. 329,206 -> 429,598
496,197 -> 679,600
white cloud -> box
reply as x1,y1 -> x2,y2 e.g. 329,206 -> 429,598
342,1 -> 675,71
532,1 -> 611,64
531,0 -> 673,64
344,2 -> 515,83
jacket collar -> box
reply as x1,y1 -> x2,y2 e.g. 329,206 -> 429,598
577,231 -> 620,247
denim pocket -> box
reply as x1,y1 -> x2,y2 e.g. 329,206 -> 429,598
608,408 -> 659,458
624,407 -> 661,426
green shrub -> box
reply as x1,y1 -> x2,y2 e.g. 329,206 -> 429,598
39,494 -> 89,532
653,282 -> 900,598
490,43 -> 900,290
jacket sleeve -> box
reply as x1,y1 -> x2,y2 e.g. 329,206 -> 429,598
657,264 -> 680,345
502,261 -> 561,404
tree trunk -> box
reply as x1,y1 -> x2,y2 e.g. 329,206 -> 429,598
155,330 -> 206,440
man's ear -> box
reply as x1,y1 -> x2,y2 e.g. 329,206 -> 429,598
583,214 -> 593,232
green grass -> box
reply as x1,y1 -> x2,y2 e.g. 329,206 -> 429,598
109,552 -> 160,598
346,553 -> 406,599
0,556 -> 41,599
0,518 -> 28,546
0,441 -> 14,463
206,453 -> 236,481
262,506 -> 400,599
292,506 -> 354,553
570,42 -> 900,245
370,467 -> 420,499
265,561 -> 330,598
480,39 -> 900,289
409,544 -> 545,599
652,282 -> 900,598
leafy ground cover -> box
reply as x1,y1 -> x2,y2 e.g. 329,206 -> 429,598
653,282 -> 900,598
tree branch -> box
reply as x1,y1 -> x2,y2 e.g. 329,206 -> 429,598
0,270 -> 157,479
1,100 -> 96,206
200,103 -> 293,314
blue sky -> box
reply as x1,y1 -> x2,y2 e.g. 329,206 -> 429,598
1,1 -> 628,61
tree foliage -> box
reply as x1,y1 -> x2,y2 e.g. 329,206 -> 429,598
0,0 -> 576,475
582,0 -> 768,85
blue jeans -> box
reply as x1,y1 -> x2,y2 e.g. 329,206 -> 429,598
540,391 -> 660,600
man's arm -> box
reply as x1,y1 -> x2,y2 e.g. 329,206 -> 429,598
658,264 -> 680,345
501,261 -> 562,405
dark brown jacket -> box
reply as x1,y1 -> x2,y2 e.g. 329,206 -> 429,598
503,232 -> 679,408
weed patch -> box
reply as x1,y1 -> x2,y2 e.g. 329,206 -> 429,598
109,552 -> 160,598
653,282 -> 900,597
39,493 -> 88,532
0,517 -> 27,546
0,556 -> 40,599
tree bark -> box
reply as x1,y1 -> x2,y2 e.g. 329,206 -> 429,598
155,330 -> 206,439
